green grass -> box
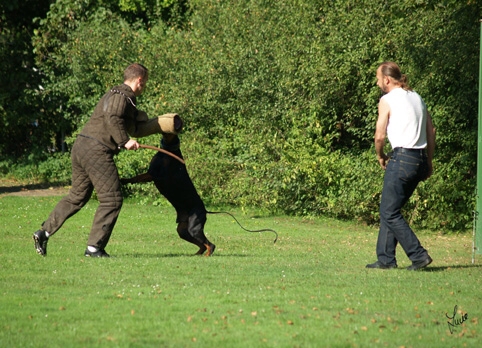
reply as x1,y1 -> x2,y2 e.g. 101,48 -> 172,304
0,195 -> 480,347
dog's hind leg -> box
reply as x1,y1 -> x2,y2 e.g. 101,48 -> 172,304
203,242 -> 216,256
188,210 -> 216,256
177,222 -> 207,255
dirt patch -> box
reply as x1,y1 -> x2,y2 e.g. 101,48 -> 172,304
0,179 -> 70,197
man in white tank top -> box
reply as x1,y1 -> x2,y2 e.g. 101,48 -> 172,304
366,62 -> 436,271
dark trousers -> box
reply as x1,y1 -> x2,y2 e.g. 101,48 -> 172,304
42,136 -> 123,249
376,148 -> 430,265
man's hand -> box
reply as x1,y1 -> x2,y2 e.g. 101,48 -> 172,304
124,139 -> 140,150
378,154 -> 389,170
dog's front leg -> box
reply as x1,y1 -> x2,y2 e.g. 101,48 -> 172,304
120,173 -> 154,185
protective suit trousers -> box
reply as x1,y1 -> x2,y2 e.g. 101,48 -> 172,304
42,136 -> 123,249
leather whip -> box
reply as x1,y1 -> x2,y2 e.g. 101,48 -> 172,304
139,144 -> 185,165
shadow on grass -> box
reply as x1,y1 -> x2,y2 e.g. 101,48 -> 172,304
365,264 -> 482,272
0,183 -> 51,193
0,182 -> 69,195
123,253 -> 248,258
422,264 -> 482,272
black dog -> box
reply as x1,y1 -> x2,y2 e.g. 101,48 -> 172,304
121,134 -> 216,256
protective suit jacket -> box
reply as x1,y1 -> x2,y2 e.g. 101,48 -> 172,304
81,83 -> 139,152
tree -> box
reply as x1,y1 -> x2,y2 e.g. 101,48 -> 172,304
3,0 -> 481,230
0,0 -> 54,158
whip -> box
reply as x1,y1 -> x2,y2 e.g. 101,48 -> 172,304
207,211 -> 278,244
139,144 -> 185,165
137,144 -> 278,244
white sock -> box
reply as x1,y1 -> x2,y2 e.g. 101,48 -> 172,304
45,231 -> 50,238
87,246 -> 99,252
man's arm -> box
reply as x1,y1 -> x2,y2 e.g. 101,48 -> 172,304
104,92 -> 132,148
375,98 -> 390,170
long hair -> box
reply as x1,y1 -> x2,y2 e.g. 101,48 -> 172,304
378,61 -> 412,91
124,63 -> 148,82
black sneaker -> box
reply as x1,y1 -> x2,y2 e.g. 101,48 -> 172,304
366,261 -> 397,269
406,256 -> 432,271
33,229 -> 49,256
84,248 -> 110,258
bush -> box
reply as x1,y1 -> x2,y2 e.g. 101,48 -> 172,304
0,152 -> 70,184
36,153 -> 71,183
6,0 -> 478,232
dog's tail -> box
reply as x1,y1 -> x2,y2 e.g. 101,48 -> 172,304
206,211 -> 278,244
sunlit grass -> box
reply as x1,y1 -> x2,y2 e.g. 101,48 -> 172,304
0,196 -> 480,347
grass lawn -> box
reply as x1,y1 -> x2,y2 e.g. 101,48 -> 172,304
0,195 -> 480,347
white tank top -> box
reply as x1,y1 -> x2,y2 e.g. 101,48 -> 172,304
381,87 -> 427,149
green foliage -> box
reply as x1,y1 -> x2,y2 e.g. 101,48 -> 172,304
36,153 -> 72,184
144,0 -> 478,231
0,153 -> 71,185
23,0 -> 190,160
0,0 -> 53,158
412,156 -> 476,230
2,0 -> 481,231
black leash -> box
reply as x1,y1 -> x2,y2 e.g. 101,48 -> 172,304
137,145 -> 278,243
207,211 -> 278,244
